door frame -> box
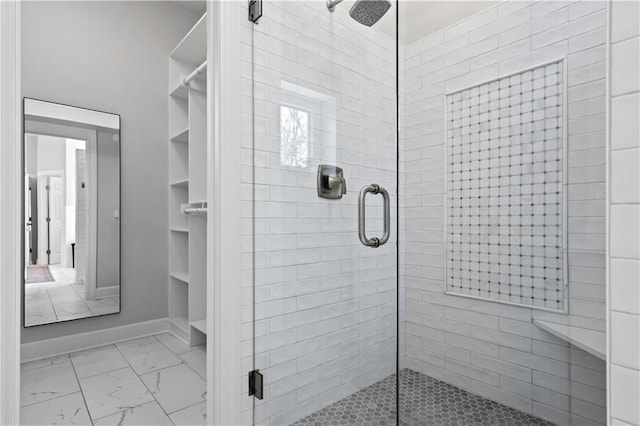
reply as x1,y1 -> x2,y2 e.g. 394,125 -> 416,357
35,170 -> 63,266
208,2 -> 245,423
24,122 -> 99,300
0,1 -> 21,424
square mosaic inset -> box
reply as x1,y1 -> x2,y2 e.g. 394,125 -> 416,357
445,60 -> 566,311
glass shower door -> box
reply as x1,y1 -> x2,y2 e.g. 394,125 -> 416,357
246,1 -> 399,424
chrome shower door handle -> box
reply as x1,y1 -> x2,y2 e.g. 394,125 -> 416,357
358,184 -> 390,248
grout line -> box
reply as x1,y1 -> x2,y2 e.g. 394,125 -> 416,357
112,336 -> 176,424
19,390 -> 84,409
68,351 -> 95,425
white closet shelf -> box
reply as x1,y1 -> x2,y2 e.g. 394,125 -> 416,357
170,179 -> 189,188
170,272 -> 189,284
533,319 -> 606,360
170,316 -> 190,334
171,128 -> 189,143
170,84 -> 189,100
191,320 -> 207,335
170,227 -> 189,233
170,13 -> 207,64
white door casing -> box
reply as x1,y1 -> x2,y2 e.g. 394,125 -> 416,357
48,175 -> 63,264
0,1 -> 22,424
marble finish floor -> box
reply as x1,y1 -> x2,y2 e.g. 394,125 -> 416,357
293,369 -> 554,426
20,333 -> 206,425
25,265 -> 119,326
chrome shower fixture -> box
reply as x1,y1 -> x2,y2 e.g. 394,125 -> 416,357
326,0 -> 344,12
327,0 -> 392,27
349,0 -> 391,26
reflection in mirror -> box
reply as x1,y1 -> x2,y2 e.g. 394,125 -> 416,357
23,98 -> 120,327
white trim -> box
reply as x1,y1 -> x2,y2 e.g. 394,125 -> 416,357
21,318 -> 169,363
605,0 -> 612,422
24,98 -> 120,130
95,285 -> 119,299
0,1 -> 21,423
85,131 -> 99,300
209,2 -> 244,424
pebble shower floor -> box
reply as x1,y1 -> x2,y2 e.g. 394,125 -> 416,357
292,369 -> 554,425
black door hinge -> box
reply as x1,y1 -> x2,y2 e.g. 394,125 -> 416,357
46,249 -> 51,255
248,0 -> 262,23
248,370 -> 263,400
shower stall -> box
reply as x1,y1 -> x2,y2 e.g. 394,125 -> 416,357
242,1 -> 611,424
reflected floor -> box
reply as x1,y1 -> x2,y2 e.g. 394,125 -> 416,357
24,265 -> 119,326
292,369 -> 554,426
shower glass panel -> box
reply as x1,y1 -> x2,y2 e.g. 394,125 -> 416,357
400,2 -> 608,426
248,1 -> 399,424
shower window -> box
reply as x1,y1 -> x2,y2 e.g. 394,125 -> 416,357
280,105 -> 310,168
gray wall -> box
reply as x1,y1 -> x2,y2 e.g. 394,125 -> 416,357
21,2 -> 200,342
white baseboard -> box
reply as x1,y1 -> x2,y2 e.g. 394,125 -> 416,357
21,317 -> 169,363
95,285 -> 119,299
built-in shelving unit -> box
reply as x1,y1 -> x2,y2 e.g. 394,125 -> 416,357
168,12 -> 207,347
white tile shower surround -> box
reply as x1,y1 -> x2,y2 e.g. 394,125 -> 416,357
403,1 -> 608,425
20,333 -> 206,426
239,2 -> 398,425
608,1 -> 640,425
24,265 -> 119,326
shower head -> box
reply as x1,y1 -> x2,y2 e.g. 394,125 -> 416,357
326,0 -> 392,27
349,0 -> 391,27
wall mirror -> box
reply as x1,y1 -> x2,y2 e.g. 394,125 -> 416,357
23,98 -> 121,327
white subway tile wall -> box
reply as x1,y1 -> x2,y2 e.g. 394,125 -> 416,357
240,2 -> 397,424
608,1 -> 640,425
403,1 -> 607,425
445,60 -> 566,311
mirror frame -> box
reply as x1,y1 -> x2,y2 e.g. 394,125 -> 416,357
22,97 -> 122,328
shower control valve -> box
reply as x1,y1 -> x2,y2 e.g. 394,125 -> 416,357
317,164 -> 346,200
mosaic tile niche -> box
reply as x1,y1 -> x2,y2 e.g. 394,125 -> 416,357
445,60 -> 567,311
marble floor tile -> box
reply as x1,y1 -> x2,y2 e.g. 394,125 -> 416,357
140,364 -> 206,414
54,298 -> 92,319
179,346 -> 206,379
93,401 -> 172,425
155,332 -> 193,355
20,392 -> 92,426
84,297 -> 119,315
116,336 -> 182,375
20,333 -> 209,425
24,284 -> 50,303
169,401 -> 207,426
21,354 -> 70,372
21,360 -> 80,407
70,345 -> 129,379
78,367 -> 153,420
25,300 -> 57,326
